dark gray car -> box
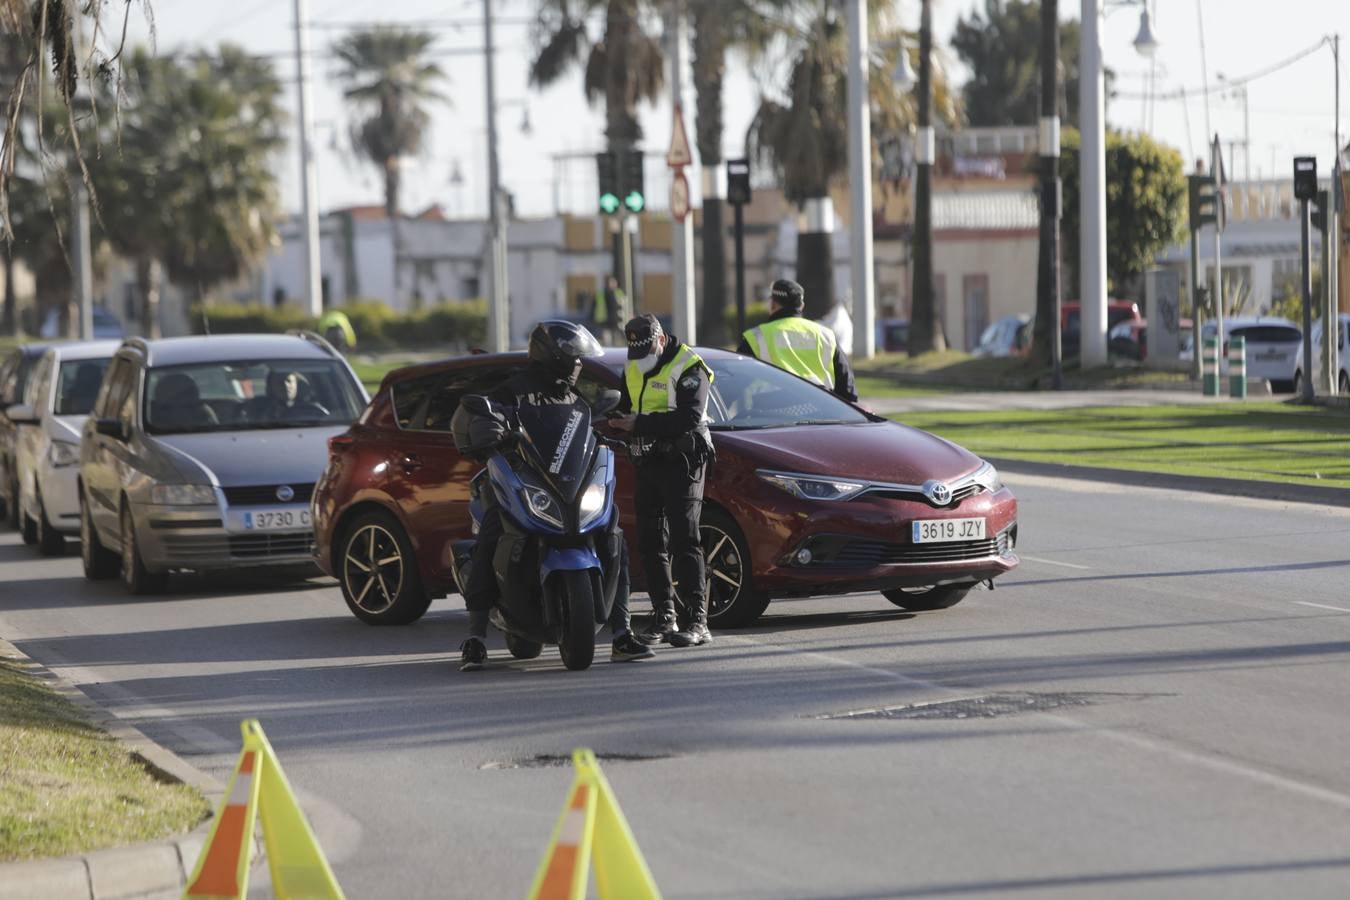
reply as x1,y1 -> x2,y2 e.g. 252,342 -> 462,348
78,333 -> 368,593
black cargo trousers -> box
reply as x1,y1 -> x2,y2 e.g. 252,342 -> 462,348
634,450 -> 707,627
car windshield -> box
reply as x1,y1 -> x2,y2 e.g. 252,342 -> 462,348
144,358 -> 364,435
55,358 -> 112,415
706,357 -> 868,429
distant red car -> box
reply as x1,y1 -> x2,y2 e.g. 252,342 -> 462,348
311,349 -> 1019,628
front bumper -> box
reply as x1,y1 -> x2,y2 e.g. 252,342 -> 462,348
729,482 -> 1020,597
136,503 -> 317,572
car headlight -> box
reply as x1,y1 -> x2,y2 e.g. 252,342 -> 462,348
757,470 -> 869,502
47,440 -> 80,468
521,485 -> 564,529
150,483 -> 216,505
970,461 -> 1003,493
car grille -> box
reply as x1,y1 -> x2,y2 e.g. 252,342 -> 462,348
158,531 -> 314,561
222,483 -> 315,506
869,482 -> 985,506
798,525 -> 1015,568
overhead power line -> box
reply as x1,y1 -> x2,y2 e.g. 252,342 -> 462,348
1112,37 -> 1331,101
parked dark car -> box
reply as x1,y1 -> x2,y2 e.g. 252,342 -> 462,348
1061,300 -> 1144,359
312,349 -> 1019,629
1,343 -> 53,528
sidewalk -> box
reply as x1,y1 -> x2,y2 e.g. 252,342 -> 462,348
866,387 -> 1282,416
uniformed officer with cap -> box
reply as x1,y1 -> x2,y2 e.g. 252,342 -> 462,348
738,278 -> 858,402
609,314 -> 716,647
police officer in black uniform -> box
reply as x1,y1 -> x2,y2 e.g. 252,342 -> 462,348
610,315 -> 716,647
456,320 -> 653,670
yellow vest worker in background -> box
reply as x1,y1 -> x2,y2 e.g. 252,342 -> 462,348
610,314 -> 716,648
317,309 -> 356,353
738,279 -> 858,402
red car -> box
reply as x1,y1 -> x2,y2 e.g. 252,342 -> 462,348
311,349 -> 1018,628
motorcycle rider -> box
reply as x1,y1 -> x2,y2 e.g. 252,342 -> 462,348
610,314 -> 716,648
456,320 -> 654,671
737,278 -> 858,402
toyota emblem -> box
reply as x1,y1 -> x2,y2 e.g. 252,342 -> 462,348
923,480 -> 953,506
276,485 -> 295,503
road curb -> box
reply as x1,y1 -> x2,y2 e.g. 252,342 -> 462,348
991,456 -> 1350,508
0,637 -> 257,900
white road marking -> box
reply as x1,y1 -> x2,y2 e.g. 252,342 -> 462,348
1293,600 -> 1350,613
730,634 -> 1350,814
1018,554 -> 1093,570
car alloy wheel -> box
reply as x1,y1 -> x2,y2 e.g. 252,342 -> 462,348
35,489 -> 65,557
120,504 -> 167,595
698,509 -> 770,627
344,523 -> 405,615
81,492 -> 118,580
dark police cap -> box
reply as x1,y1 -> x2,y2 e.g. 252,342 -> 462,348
624,314 -> 664,360
771,279 -> 805,311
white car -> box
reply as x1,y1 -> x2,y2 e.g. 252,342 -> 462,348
1198,317 -> 1303,392
9,341 -> 119,554
1303,313 -> 1349,394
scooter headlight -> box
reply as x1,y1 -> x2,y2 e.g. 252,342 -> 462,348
521,485 -> 564,529
578,481 -> 608,528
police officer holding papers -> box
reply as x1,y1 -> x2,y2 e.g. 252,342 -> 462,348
738,279 -> 858,402
609,314 -> 716,648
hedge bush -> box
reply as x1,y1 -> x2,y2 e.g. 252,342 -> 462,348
191,299 -> 488,351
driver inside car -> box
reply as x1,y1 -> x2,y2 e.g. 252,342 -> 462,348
246,370 -> 329,423
454,320 -> 654,671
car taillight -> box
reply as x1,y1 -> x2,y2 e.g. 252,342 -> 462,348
328,434 -> 355,454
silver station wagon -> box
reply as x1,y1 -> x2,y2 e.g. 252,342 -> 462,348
78,333 -> 368,593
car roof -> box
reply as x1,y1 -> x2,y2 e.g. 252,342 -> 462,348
9,342 -> 54,361
1221,316 -> 1299,328
42,340 -> 123,362
381,345 -> 743,388
124,334 -> 338,367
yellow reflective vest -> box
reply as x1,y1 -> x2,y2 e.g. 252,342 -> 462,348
743,315 -> 836,390
624,345 -> 713,414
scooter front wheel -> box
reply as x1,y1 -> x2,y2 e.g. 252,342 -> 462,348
555,570 -> 597,671
505,632 -> 543,660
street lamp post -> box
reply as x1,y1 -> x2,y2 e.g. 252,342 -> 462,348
908,0 -> 940,357
1081,1 -> 1158,367
483,0 -> 509,352
845,0 -> 875,360
292,0 -> 323,318
1036,0 -> 1062,388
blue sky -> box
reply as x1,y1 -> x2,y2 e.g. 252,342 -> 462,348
119,0 -> 1349,219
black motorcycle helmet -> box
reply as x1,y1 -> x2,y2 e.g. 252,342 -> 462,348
528,320 -> 603,386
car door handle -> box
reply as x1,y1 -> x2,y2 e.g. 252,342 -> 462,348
399,454 -> 423,472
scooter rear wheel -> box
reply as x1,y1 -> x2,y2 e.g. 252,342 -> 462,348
555,570 -> 597,671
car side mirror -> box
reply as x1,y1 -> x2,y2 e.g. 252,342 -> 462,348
591,389 -> 622,418
94,417 -> 126,441
4,403 -> 37,425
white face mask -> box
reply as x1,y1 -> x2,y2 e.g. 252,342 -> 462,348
633,347 -> 662,374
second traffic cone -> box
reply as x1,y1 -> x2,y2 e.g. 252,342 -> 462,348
527,749 -> 661,900
184,744 -> 261,899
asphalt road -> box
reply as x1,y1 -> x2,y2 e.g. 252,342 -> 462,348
2,475 -> 1350,899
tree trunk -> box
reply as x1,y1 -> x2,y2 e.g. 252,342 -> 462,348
692,5 -> 727,345
383,156 -> 400,219
908,0 -> 945,355
137,257 -> 162,339
1031,0 -> 1060,372
797,198 -> 835,319
2,246 -> 14,335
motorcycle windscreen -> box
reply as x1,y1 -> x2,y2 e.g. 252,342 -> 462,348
516,399 -> 595,502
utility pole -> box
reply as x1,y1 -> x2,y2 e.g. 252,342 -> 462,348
1211,135 -> 1224,347
1035,0 -> 1063,388
908,0 -> 940,356
667,2 -> 696,343
484,0 -> 509,352
70,173 -> 93,340
1079,0 -> 1108,366
292,0 -> 323,317
845,0 -> 875,359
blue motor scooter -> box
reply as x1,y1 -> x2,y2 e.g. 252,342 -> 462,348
451,391 -> 623,670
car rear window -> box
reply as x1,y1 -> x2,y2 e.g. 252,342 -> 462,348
1230,326 -> 1301,344
55,358 -> 112,415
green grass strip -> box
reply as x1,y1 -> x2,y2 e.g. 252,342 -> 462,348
0,657 -> 206,862
895,403 -> 1350,489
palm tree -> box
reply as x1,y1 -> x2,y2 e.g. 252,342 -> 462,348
749,1 -> 959,320
531,1 -> 664,286
332,27 -> 446,219
689,0 -> 786,344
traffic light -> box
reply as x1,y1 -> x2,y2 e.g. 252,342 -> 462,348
621,149 -> 645,214
727,158 -> 752,206
1188,174 -> 1220,229
1312,189 -> 1329,232
596,151 -> 619,215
